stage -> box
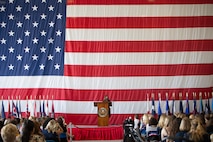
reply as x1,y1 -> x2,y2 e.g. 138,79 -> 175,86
71,125 -> 124,140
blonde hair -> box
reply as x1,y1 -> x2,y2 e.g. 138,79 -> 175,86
179,117 -> 191,131
210,133 -> 213,142
189,114 -> 195,120
163,116 -> 172,127
1,123 -> 19,142
45,119 -> 63,134
142,114 -> 149,125
176,113 -> 186,119
189,118 -> 207,142
157,114 -> 166,128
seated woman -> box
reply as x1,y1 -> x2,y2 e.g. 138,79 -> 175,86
1,123 -> 19,142
174,117 -> 191,142
146,117 -> 160,141
56,116 -> 69,142
42,119 -> 63,142
185,118 -> 211,142
140,114 -> 149,137
17,119 -> 45,142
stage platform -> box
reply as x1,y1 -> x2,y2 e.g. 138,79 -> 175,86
71,125 -> 124,140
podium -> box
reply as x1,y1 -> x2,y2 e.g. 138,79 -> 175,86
94,101 -> 112,126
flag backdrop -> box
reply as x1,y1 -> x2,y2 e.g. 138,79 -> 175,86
0,0 -> 213,125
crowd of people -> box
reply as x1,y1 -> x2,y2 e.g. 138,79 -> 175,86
124,113 -> 213,142
0,116 -> 71,142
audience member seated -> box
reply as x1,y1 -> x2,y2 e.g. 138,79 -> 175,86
1,123 -> 19,142
134,114 -> 140,130
161,115 -> 172,142
146,117 -> 160,141
157,114 -> 166,141
140,114 -> 149,137
17,119 -> 45,142
205,114 -> 213,135
185,118 -> 210,142
57,116 -> 69,142
42,119 -> 63,142
174,117 -> 191,142
167,117 -> 182,142
0,120 -> 4,142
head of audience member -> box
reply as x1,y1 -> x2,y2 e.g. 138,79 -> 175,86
163,115 -> 172,128
1,123 -> 19,142
174,113 -> 185,119
167,117 -> 182,138
56,116 -> 67,132
157,114 -> 166,129
21,119 -> 35,142
45,119 -> 63,135
210,133 -> 213,142
205,114 -> 213,126
195,114 -> 205,126
189,114 -> 195,120
188,118 -> 208,142
32,120 -> 43,136
179,117 -> 191,132
149,117 -> 158,126
142,114 -> 149,125
42,117 -> 54,130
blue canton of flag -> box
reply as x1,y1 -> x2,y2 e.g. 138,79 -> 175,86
0,0 -> 65,75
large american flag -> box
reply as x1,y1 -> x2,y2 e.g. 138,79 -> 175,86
0,0 -> 213,125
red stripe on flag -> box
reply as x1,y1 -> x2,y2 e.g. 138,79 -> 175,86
67,0 -> 213,5
66,17 -> 213,28
0,88 -> 211,101
65,40 -> 213,52
64,64 -> 213,77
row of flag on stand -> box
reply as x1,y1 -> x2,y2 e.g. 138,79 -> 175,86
149,92 -> 213,117
1,96 -> 55,119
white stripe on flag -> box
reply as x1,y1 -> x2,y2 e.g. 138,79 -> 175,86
65,28 -> 213,41
65,51 -> 213,65
0,75 -> 212,89
67,4 -> 213,17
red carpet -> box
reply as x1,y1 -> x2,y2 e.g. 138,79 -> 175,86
71,125 -> 124,140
